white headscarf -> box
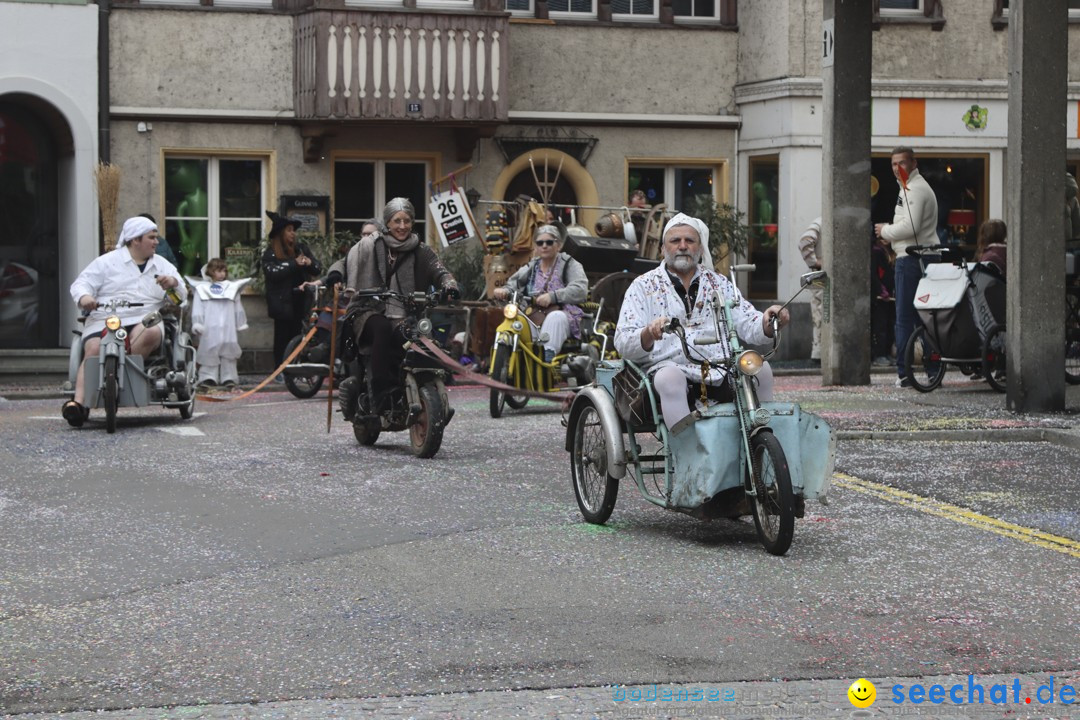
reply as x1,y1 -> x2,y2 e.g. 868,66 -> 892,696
117,216 -> 157,247
663,212 -> 713,269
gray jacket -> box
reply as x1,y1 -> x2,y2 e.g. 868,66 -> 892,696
504,252 -> 588,306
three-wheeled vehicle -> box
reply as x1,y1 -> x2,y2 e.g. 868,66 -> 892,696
63,298 -> 197,433
488,293 -> 607,417
564,267 -> 833,555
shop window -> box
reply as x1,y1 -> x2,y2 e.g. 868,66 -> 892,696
627,163 -> 720,214
746,156 -> 779,299
333,159 -> 430,239
870,152 -> 988,258
163,155 -> 266,281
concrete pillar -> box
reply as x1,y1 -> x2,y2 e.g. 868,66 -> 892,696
1006,0 -> 1067,412
820,0 -> 872,386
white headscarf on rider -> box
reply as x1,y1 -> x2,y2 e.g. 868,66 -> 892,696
662,213 -> 713,270
117,216 -> 157,248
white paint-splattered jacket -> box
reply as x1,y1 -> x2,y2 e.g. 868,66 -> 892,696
614,261 -> 768,383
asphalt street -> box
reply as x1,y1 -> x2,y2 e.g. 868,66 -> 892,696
1,373 -> 1078,719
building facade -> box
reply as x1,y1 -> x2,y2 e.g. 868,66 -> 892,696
2,0 -> 1078,361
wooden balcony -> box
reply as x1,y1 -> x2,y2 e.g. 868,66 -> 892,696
295,9 -> 509,123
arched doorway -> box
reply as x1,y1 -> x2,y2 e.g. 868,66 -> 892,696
0,98 -> 62,348
492,149 -> 601,232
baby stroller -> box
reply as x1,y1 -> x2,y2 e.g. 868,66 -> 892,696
903,246 -> 1007,393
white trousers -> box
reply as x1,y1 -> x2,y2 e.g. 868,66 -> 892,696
538,310 -> 570,355
198,357 -> 239,385
653,362 -> 775,430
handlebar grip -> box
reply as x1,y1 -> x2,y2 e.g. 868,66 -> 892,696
731,264 -> 757,273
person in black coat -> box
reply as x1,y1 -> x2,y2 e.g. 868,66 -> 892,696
260,211 -> 322,374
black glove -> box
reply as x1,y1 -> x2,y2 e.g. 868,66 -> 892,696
442,287 -> 461,305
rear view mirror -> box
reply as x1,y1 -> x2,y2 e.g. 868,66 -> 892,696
801,270 -> 827,288
141,311 -> 163,328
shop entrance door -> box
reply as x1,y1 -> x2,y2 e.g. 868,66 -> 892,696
0,101 -> 60,348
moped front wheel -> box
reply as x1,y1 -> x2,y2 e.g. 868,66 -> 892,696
410,384 -> 445,459
570,397 -> 618,524
104,355 -> 118,434
749,431 -> 794,556
283,335 -> 325,399
489,344 -> 528,417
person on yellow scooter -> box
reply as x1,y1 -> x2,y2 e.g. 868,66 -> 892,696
614,213 -> 788,431
492,224 -> 588,362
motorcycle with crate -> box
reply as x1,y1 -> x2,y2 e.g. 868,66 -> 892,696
564,266 -> 833,555
63,298 -> 197,433
336,288 -> 455,458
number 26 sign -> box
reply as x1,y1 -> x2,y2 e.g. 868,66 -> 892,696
428,189 -> 478,248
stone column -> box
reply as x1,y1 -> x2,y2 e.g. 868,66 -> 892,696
1006,0 -> 1067,412
821,0 -> 872,385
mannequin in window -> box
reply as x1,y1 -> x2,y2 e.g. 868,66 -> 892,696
171,161 -> 209,277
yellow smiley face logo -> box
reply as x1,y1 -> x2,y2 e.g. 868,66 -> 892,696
847,678 -> 876,708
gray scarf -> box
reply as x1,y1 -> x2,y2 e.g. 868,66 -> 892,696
348,233 -> 421,319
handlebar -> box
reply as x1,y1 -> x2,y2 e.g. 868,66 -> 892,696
80,298 -> 145,317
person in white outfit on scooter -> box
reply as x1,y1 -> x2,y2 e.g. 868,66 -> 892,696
64,216 -> 187,426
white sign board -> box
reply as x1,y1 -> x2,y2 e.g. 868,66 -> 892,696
822,18 -> 834,68
429,189 -> 478,248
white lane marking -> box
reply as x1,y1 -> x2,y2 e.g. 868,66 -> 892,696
158,426 -> 206,436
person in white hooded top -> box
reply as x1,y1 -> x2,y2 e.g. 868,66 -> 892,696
614,213 -> 789,431
64,216 -> 187,426
189,257 -> 251,388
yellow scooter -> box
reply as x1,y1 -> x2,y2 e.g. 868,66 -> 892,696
488,293 -> 607,418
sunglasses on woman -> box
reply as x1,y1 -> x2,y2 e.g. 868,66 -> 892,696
535,239 -> 557,247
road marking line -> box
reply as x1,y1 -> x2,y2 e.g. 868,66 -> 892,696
835,473 -> 1080,559
157,426 -> 206,436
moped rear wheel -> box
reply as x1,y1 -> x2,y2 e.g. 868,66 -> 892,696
570,397 -> 618,524
410,384 -> 445,459
982,324 -> 1007,393
283,335 -> 325,399
749,431 -> 794,556
904,326 -> 946,393
104,355 -> 118,434
489,344 -> 528,417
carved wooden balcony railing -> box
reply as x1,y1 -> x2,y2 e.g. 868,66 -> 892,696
295,10 -> 509,122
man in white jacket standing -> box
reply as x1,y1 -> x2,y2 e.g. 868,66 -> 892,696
874,146 -> 939,388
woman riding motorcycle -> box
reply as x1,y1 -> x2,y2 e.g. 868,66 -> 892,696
493,224 -> 588,362
319,198 -> 459,411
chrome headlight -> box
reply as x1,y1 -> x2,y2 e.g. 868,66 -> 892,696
105,315 -> 122,331
416,318 -> 433,336
115,328 -> 128,341
736,350 -> 764,376
503,304 -> 519,320
511,320 -> 523,331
